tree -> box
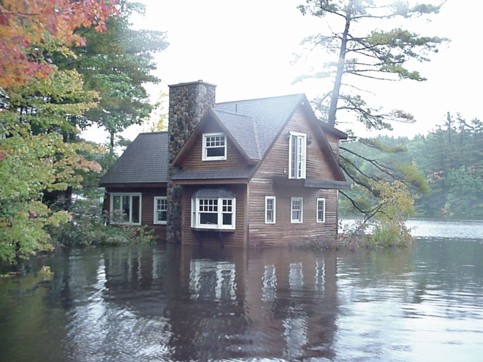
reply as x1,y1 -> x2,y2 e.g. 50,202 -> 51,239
65,1 -> 168,152
297,0 -> 446,129
410,114 -> 483,218
0,70 -> 104,264
296,1 -> 445,233
0,1 -> 118,264
340,116 -> 483,220
0,0 -> 117,89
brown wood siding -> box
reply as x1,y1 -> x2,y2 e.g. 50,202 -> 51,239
179,122 -> 249,171
179,184 -> 248,247
248,107 -> 340,247
105,186 -> 168,240
325,132 -> 341,156
248,187 -> 338,247
254,108 -> 338,181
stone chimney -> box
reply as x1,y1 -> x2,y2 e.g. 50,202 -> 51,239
166,80 -> 216,243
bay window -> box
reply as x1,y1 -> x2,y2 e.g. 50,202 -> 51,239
192,197 -> 236,230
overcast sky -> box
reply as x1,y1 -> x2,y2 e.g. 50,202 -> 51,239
82,0 -> 480,142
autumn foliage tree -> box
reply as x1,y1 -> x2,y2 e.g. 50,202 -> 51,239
0,0 -> 117,89
0,0 -> 118,265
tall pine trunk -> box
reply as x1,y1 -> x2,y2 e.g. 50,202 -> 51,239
328,10 -> 351,127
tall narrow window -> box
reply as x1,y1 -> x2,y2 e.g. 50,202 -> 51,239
154,196 -> 167,224
288,132 -> 307,179
291,197 -> 303,223
203,133 -> 226,161
316,198 -> 326,223
110,193 -> 141,225
265,196 -> 276,224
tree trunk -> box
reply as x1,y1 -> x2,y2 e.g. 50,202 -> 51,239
109,131 -> 115,155
327,10 -> 351,127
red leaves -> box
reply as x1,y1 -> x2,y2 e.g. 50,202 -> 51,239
0,0 -> 118,89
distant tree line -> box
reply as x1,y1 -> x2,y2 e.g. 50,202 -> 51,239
340,114 -> 483,220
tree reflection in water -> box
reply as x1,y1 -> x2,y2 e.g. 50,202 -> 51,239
1,236 -> 483,361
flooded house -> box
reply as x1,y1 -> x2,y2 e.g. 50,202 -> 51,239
99,80 -> 350,247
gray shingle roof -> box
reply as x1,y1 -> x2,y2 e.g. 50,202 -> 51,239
215,94 -> 304,160
100,93 -> 347,186
213,109 -> 261,160
99,132 -> 169,186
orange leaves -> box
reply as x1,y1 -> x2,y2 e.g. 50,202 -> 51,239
0,0 -> 118,89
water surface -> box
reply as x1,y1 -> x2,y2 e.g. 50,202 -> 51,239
1,221 -> 483,361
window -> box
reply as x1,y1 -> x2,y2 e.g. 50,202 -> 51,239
291,197 -> 303,223
316,198 -> 326,223
203,133 -> 226,161
288,132 -> 307,179
110,193 -> 141,225
154,196 -> 167,224
192,197 -> 236,230
265,196 -> 276,224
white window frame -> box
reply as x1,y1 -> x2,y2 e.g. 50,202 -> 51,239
316,198 -> 326,223
191,197 -> 236,230
153,196 -> 168,225
202,132 -> 227,161
265,196 -> 276,224
291,197 -> 303,224
288,131 -> 307,179
110,193 -> 142,225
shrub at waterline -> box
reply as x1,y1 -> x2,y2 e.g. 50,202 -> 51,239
339,181 -> 415,248
48,190 -> 156,248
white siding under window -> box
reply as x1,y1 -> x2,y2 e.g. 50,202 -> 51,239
291,197 -> 303,224
265,196 -> 276,224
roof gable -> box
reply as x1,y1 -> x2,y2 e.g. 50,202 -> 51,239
172,108 -> 255,166
297,100 -> 347,181
99,132 -> 168,186
100,93 -> 349,187
215,93 -> 304,159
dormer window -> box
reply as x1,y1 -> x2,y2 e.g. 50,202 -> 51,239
288,131 -> 307,179
202,132 -> 226,161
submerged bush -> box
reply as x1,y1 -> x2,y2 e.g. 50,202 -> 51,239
369,220 -> 413,247
49,191 -> 156,247
338,219 -> 413,249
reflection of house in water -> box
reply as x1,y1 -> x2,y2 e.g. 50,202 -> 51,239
189,260 -> 237,301
172,246 -> 339,360
243,248 -> 338,360
62,245 -> 338,361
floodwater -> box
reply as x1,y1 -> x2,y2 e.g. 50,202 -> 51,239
1,221 -> 483,361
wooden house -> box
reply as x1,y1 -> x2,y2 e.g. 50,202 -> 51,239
100,80 -> 350,247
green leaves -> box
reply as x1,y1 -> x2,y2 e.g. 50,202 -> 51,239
296,0 -> 447,127
0,131 -> 103,264
66,2 -> 168,148
0,0 -> 163,265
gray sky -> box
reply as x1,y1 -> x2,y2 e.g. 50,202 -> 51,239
82,0 -> 480,142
